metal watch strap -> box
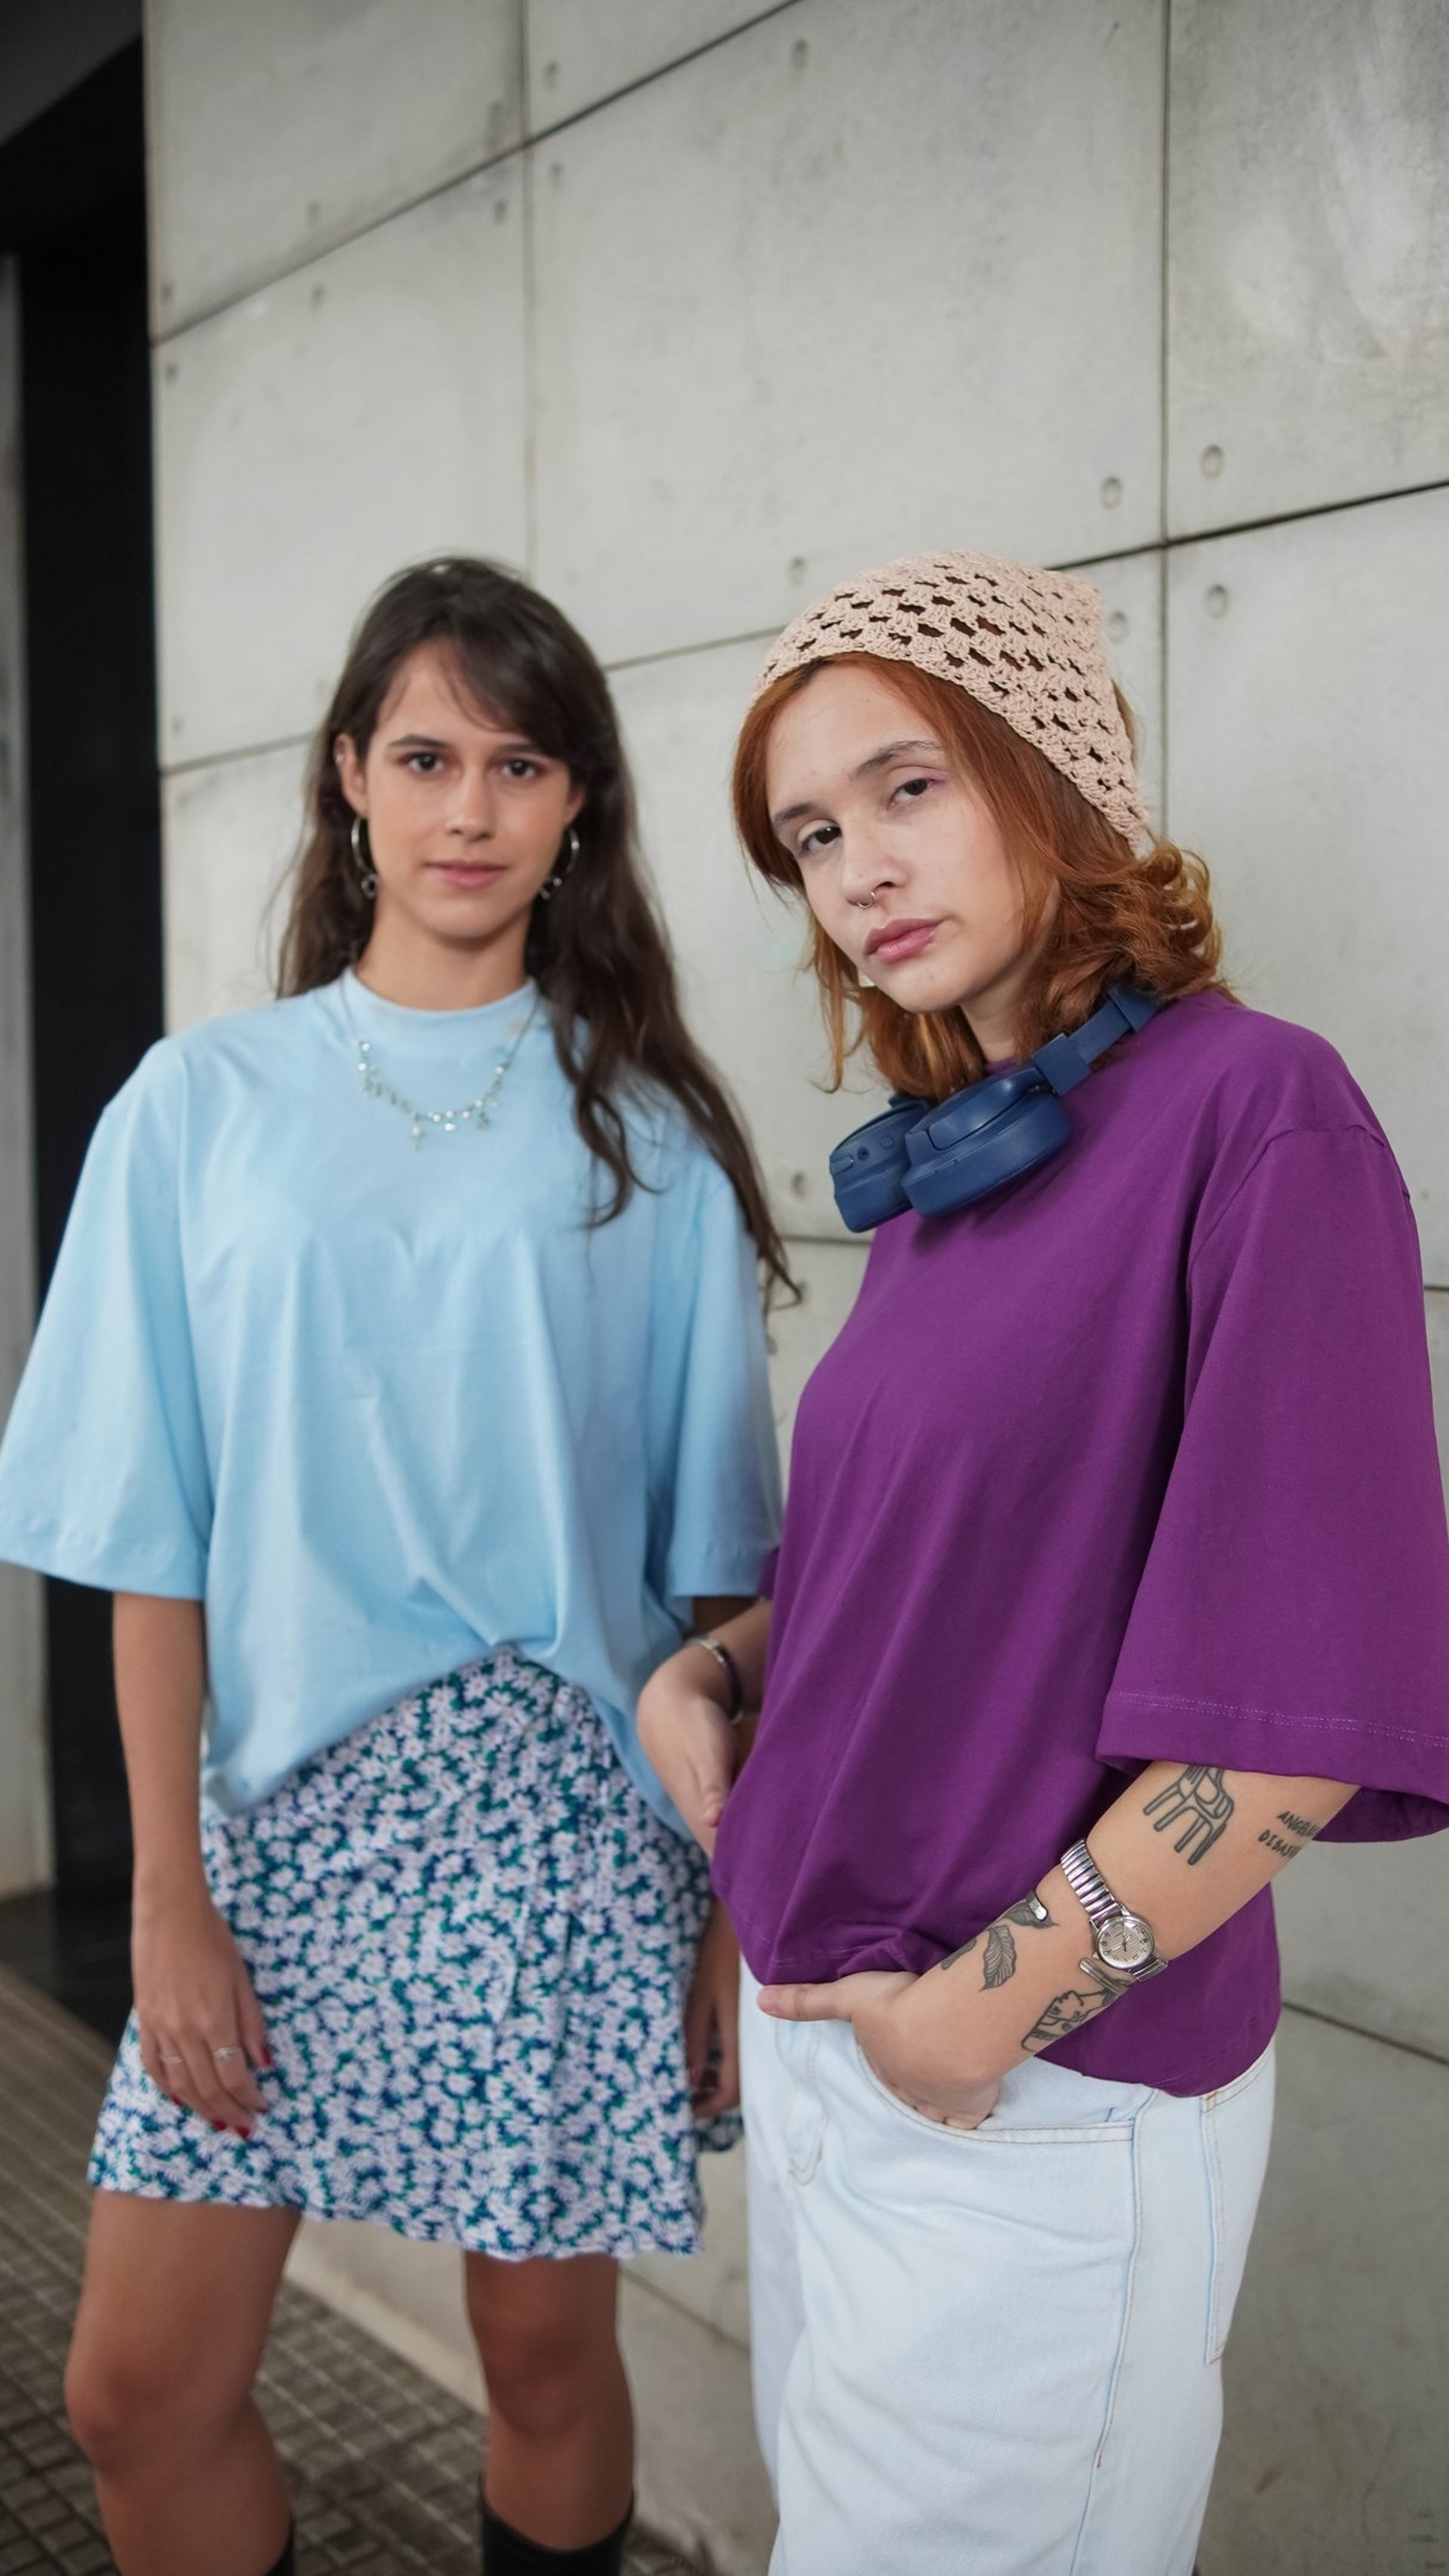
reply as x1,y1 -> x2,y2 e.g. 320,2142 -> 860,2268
687,1632 -> 744,1724
1060,1840 -> 1121,1932
1060,1839 -> 1167,1984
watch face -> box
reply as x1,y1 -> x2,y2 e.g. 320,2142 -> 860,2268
1098,1913 -> 1155,1974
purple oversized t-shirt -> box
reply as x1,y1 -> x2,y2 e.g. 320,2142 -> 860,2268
713,994 -> 1449,2094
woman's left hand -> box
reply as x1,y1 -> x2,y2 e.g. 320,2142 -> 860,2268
759,1970 -> 1001,2130
685,1902 -> 743,2118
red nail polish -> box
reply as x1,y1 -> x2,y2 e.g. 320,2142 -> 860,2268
210,2119 -> 226,2131
260,2046 -> 275,2069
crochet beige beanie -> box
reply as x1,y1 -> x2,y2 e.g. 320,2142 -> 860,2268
750,549 -> 1150,848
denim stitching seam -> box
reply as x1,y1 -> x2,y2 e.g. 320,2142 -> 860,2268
1067,2106 -> 1145,2576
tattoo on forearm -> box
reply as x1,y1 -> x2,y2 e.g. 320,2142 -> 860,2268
939,1890 -> 1054,1981
1259,1828 -> 1302,1860
1278,1809 -> 1321,1842
1143,1764 -> 1235,1864
1020,1979 -> 1113,2053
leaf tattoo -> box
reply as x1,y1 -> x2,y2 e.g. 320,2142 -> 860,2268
938,1889 -> 1054,1980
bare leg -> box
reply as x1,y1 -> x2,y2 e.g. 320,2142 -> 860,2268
465,2251 -> 633,2549
66,2190 -> 300,2576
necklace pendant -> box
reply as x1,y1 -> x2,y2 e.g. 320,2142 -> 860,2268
341,986 -> 537,1147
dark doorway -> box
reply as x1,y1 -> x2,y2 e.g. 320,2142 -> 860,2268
0,39 -> 161,1942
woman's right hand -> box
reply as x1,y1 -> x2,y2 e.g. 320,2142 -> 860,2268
637,1648 -> 741,1855
132,1882 -> 270,2134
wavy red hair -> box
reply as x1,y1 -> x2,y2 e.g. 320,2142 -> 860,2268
733,656 -> 1231,1100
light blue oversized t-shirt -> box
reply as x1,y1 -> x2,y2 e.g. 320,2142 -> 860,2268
0,974 -> 781,1827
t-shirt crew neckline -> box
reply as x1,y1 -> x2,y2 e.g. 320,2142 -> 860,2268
335,969 -> 540,1060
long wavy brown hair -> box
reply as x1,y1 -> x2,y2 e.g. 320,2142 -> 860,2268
280,558 -> 790,1290
733,656 -> 1232,1101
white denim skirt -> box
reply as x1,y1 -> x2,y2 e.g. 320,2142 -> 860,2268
740,1964 -> 1274,2576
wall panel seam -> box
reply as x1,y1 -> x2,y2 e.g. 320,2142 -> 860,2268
525,0 -> 801,141
1069,475 -> 1449,566
149,1 -> 804,348
1281,1999 -> 1449,2078
153,450 -> 1449,780
1158,0 -> 1171,553
162,730 -> 312,783
521,0 -> 538,580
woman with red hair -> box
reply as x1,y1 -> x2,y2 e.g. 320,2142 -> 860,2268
640,551 -> 1449,2575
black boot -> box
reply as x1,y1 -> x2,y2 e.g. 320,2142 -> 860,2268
264,2531 -> 296,2576
479,2491 -> 632,2574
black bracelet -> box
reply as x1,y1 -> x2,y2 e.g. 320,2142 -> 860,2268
687,1633 -> 745,1724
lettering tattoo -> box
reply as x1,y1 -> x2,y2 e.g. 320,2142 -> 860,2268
1258,1829 -> 1302,1860
940,1891 -> 1053,1980
1143,1764 -> 1235,1864
1278,1809 -> 1321,1842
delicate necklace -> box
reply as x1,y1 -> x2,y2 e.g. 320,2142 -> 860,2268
340,980 -> 540,1148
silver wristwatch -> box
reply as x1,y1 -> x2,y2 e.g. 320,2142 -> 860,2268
1060,1841 -> 1167,1986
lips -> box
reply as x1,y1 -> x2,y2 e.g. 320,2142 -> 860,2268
863,916 -> 940,964
427,861 -> 506,888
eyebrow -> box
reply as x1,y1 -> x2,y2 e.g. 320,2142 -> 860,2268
385,729 -> 546,756
771,737 -> 946,832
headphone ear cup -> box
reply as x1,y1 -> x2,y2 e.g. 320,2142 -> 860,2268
903,1085 -> 1071,1217
829,1098 -> 931,1232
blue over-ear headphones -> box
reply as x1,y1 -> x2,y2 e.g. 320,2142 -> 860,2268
829,984 -> 1158,1232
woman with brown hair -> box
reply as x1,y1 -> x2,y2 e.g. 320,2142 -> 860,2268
639,551 -> 1449,2574
0,558 -> 783,2576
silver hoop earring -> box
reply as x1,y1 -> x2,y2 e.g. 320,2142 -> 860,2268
351,814 -> 379,900
537,822 -> 582,904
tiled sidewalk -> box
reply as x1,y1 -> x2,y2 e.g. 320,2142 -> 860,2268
0,1967 -> 689,2574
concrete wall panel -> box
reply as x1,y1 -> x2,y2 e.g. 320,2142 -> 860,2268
1275,1831 -> 1449,2066
534,0 -> 1164,665
146,0 -> 524,330
1164,491 -> 1449,1281
155,168 -> 528,771
1168,0 -> 1449,537
611,639 -> 883,1242
163,743 -> 309,1033
1076,549 -> 1165,829
527,0 -> 788,129
1201,2011 -> 1449,2576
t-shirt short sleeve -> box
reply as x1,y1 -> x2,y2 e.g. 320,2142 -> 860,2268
0,1046 -> 211,1597
1099,1122 -> 1449,1839
645,1153 -> 781,1613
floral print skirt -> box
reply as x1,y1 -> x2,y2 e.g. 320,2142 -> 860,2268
90,1648 -> 734,2257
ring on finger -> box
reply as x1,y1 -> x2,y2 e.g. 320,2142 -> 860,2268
212,2045 -> 245,2063
160,2053 -> 186,2066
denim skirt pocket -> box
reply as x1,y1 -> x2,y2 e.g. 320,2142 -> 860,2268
848,2032 -> 1146,2152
